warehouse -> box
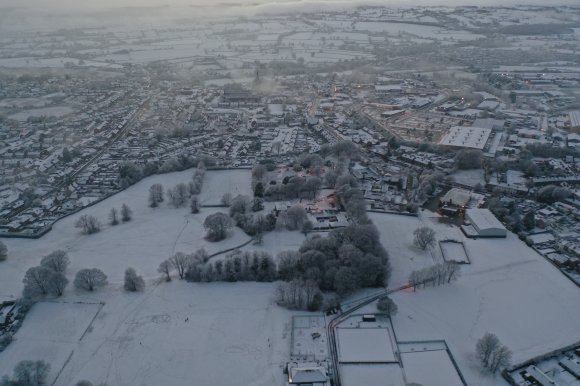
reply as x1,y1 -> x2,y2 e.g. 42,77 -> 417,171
463,208 -> 507,238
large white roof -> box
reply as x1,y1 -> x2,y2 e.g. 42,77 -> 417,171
439,126 -> 492,149
466,208 -> 505,231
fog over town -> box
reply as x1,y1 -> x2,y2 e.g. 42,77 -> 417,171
0,1 -> 579,386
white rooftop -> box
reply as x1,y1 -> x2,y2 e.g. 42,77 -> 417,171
439,126 -> 492,149
466,208 -> 505,231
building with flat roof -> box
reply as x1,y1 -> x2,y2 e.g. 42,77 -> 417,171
287,363 -> 329,385
464,208 -> 507,238
439,126 -> 492,150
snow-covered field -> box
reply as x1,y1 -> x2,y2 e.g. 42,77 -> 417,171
0,168 -> 305,385
337,327 -> 397,363
0,169 -> 251,299
340,363 -> 405,386
1,282 -> 293,386
198,169 -> 252,205
368,210 -> 580,385
439,240 -> 470,264
369,212 -> 444,287
400,350 -> 464,386
389,228 -> 580,385
0,302 -> 102,384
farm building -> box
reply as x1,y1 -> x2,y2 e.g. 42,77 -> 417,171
463,208 -> 507,238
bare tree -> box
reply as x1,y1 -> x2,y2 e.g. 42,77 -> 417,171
204,212 -> 234,241
489,344 -> 512,373
476,332 -> 500,369
229,195 -> 250,217
169,252 -> 193,279
48,272 -> 68,297
109,208 -> 119,226
377,296 -> 398,317
252,164 -> 268,182
285,206 -> 307,230
413,226 -> 436,250
221,192 -> 232,207
168,183 -> 189,207
158,260 -> 172,281
190,196 -> 200,214
149,183 -> 164,207
444,261 -> 461,283
3,360 -> 50,386
121,204 -> 132,222
22,266 -> 52,298
276,279 -> 320,310
40,250 -> 69,273
0,241 -> 7,261
75,215 -> 101,235
74,268 -> 107,291
124,268 -> 145,292
301,220 -> 314,237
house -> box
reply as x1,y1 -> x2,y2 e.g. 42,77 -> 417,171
463,208 -> 507,238
440,188 -> 471,215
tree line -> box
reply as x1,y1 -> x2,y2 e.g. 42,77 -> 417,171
159,221 -> 392,311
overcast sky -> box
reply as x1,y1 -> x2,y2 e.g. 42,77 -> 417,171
0,0 -> 576,32
0,0 -> 578,11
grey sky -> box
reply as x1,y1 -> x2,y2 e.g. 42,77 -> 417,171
0,0 -> 578,11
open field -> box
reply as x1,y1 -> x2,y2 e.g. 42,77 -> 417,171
401,350 -> 464,386
367,210 -> 580,385
340,363 -> 405,386
1,282 -> 293,386
390,231 -> 580,385
198,169 -> 252,205
0,301 -> 102,385
0,168 -> 309,385
0,169 -> 252,299
337,327 -> 397,363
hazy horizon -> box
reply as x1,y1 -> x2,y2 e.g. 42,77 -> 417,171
1,0 -> 579,12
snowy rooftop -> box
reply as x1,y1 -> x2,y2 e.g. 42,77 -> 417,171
441,188 -> 471,207
465,208 -> 505,231
439,126 -> 492,149
288,364 -> 327,384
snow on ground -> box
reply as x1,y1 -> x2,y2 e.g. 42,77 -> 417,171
0,302 -> 102,384
337,327 -> 397,363
451,169 -> 486,188
401,350 -> 464,386
369,212 -> 440,288
368,210 -> 580,385
1,282 -> 295,386
291,315 -> 327,360
0,169 -> 251,299
340,364 -> 405,386
240,229 -> 309,257
198,169 -> 252,205
439,240 -> 470,264
0,168 -> 309,385
390,230 -> 580,385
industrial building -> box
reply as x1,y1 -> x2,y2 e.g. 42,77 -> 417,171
463,208 -> 507,238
